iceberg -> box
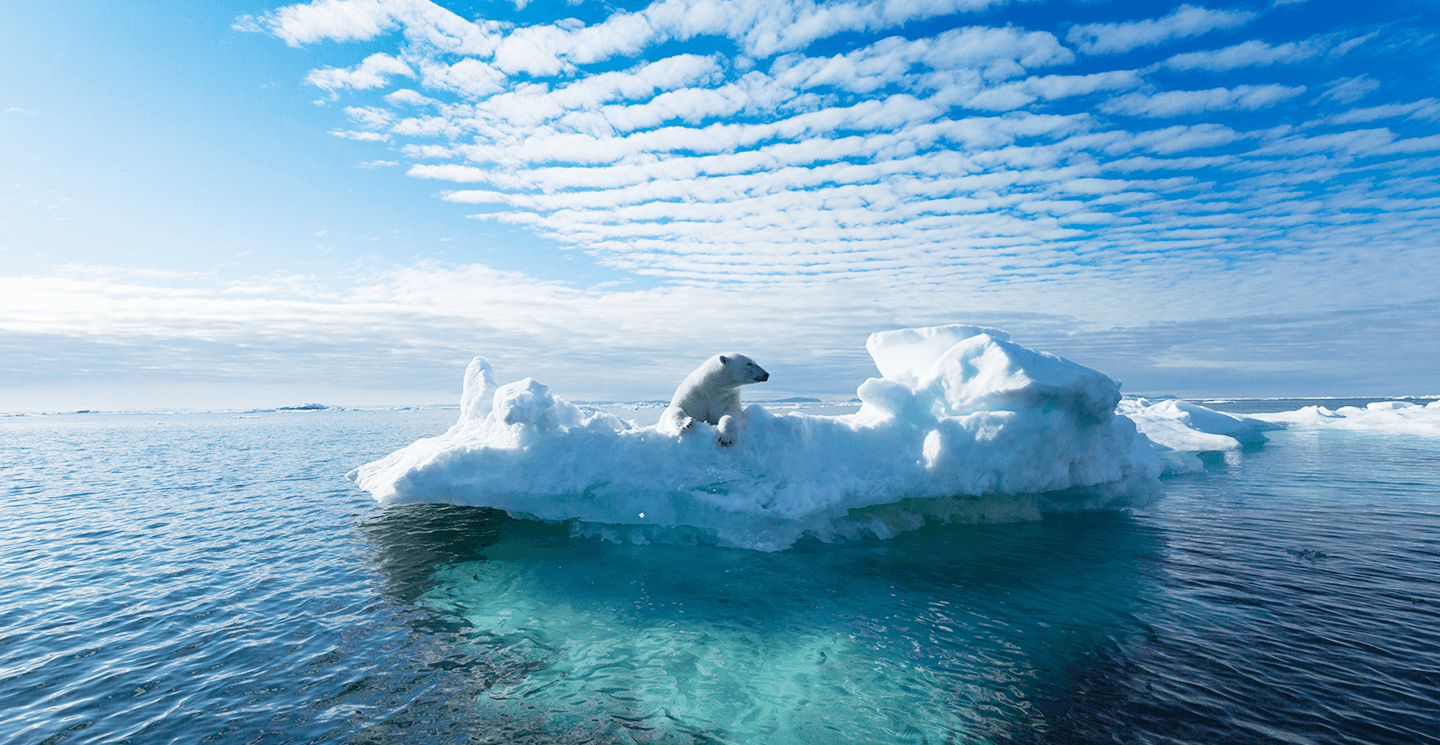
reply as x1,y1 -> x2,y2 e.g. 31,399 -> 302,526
349,325 -> 1163,551
1119,397 -> 1284,475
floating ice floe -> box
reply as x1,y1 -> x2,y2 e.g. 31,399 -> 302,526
350,325 -> 1164,551
1119,398 -> 1284,475
1251,400 -> 1440,437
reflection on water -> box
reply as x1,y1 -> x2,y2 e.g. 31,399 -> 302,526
359,506 -> 1168,744
359,504 -> 512,604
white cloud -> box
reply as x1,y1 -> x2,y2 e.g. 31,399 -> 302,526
1129,123 -> 1241,154
0,266 -> 924,399
1246,129 -> 1440,159
467,54 -> 726,131
1319,74 -> 1381,104
239,0 -> 503,54
385,88 -> 438,106
410,163 -> 490,182
1101,85 -> 1306,117
1328,30 -> 1378,58
770,26 -> 1073,96
627,0 -> 1021,60
1324,99 -> 1440,125
345,105 -> 395,128
491,19 -> 589,76
329,129 -> 391,141
1067,4 -> 1256,56
1163,38 -> 1326,71
966,70 -> 1143,110
418,57 -> 507,98
306,52 -> 414,91
1372,134 -> 1440,155
249,0 -> 1029,81
7,241 -> 1439,402
1251,128 -> 1404,157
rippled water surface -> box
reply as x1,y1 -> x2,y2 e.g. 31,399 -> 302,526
2,408 -> 1438,744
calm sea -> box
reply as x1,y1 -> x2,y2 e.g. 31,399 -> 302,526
2,405 -> 1437,744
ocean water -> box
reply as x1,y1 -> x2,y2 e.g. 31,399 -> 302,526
2,406 -> 1438,744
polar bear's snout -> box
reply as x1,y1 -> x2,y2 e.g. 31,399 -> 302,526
756,370 -> 770,382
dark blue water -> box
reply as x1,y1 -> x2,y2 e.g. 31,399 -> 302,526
2,409 -> 1437,744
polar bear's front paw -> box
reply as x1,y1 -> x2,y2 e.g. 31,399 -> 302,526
716,413 -> 740,447
677,415 -> 695,432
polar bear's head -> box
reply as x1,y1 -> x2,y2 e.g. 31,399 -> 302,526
717,353 -> 770,386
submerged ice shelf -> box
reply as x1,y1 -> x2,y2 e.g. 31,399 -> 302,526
351,325 -> 1177,550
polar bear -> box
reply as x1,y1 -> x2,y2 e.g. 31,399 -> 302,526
657,353 -> 770,447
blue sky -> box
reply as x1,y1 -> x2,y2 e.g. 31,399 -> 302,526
3,0 -> 1437,411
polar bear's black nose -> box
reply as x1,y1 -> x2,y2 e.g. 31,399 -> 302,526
758,371 -> 770,382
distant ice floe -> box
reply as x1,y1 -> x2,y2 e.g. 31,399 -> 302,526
1120,398 -> 1284,475
350,325 -> 1163,551
1251,400 -> 1440,437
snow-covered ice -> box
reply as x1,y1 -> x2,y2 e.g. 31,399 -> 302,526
1120,398 -> 1284,475
1252,400 -> 1440,437
1120,398 -> 1440,471
350,325 -> 1163,550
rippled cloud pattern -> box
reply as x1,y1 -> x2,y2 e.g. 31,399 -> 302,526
240,0 -> 1439,301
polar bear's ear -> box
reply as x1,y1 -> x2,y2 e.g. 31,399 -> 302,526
719,355 -> 729,365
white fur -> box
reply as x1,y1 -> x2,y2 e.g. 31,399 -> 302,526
657,353 -> 770,447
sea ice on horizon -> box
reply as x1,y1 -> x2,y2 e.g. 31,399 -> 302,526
1252,400 -> 1440,437
349,325 -> 1163,551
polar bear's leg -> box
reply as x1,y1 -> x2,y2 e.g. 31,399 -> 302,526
716,413 -> 742,447
659,405 -> 695,437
